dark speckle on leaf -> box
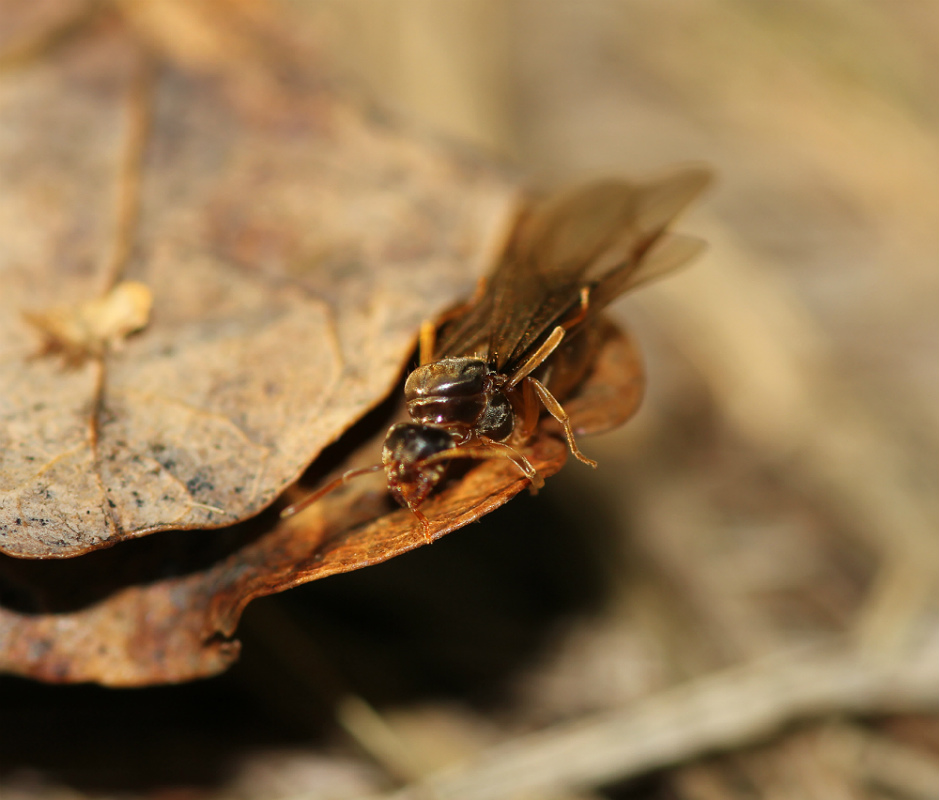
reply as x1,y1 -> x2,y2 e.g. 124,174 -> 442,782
186,474 -> 215,495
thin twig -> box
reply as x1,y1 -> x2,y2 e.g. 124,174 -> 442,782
373,641 -> 939,800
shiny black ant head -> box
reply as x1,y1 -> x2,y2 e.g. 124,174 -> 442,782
381,422 -> 457,511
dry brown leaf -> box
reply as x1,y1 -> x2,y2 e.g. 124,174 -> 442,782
0,325 -> 643,684
0,2 -> 515,558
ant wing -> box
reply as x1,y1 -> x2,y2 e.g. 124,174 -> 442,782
435,168 -> 712,371
588,231 -> 708,310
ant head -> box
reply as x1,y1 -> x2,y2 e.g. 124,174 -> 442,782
382,422 -> 458,511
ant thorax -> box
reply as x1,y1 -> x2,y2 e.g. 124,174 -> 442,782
403,356 -> 514,442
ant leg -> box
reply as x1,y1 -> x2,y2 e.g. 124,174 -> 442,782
526,377 -> 598,468
419,320 -> 437,366
280,464 -> 383,518
505,289 -> 591,390
507,326 -> 565,389
423,441 -> 544,492
522,289 -> 592,389
410,506 -> 433,543
563,286 -> 591,330
417,278 -> 489,366
476,439 -> 545,492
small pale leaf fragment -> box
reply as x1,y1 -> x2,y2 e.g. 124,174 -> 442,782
23,280 -> 153,364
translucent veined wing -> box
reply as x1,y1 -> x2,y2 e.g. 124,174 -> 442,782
435,167 -> 712,372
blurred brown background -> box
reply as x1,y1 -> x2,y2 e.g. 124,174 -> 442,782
5,2 -> 939,798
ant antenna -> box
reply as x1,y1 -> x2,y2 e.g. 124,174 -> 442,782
281,463 -> 383,519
